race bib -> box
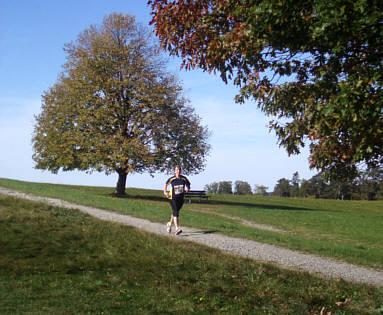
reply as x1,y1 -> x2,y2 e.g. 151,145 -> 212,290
174,185 -> 184,195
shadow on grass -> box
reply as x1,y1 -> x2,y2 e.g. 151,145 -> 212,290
108,193 -> 316,212
108,193 -> 166,203
197,200 -> 312,212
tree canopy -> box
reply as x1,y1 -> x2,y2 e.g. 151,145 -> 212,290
234,180 -> 253,195
205,181 -> 233,194
149,0 -> 383,179
273,178 -> 291,197
254,184 -> 268,195
32,13 -> 210,195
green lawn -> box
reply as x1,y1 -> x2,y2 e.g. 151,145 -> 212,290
1,177 -> 383,271
1,193 -> 382,314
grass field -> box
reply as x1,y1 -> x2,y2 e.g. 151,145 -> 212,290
1,177 -> 382,270
1,189 -> 383,314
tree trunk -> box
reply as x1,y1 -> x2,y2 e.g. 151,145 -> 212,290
115,169 -> 127,196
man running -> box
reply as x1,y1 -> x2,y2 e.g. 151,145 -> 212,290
163,165 -> 190,235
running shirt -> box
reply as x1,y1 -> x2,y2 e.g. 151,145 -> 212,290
165,175 -> 191,199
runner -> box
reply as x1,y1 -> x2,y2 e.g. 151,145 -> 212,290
163,165 -> 190,235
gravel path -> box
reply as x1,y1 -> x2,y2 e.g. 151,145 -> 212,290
1,186 -> 383,287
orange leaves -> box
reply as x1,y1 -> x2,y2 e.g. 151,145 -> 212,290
149,0 -> 383,181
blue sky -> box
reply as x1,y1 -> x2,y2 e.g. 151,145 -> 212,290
0,0 -> 315,191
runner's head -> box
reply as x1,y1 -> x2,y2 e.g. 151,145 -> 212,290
174,165 -> 181,177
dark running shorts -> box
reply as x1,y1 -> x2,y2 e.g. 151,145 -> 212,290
169,197 -> 184,217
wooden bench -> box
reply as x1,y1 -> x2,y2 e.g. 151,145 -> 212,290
185,190 -> 209,203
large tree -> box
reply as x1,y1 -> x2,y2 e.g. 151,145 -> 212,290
148,0 -> 383,180
33,13 -> 210,195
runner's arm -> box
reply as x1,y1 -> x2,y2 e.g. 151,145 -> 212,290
185,178 -> 191,193
163,183 -> 169,197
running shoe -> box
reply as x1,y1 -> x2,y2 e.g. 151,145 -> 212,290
166,222 -> 172,233
175,227 -> 182,235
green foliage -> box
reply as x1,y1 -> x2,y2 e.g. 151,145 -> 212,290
273,178 -> 291,197
206,180 -> 254,195
204,181 -> 219,194
234,180 -> 253,195
218,181 -> 233,194
205,181 -> 233,194
274,167 -> 383,200
357,166 -> 383,200
149,0 -> 383,180
290,171 -> 300,197
2,194 -> 383,314
305,174 -> 331,199
32,13 -> 210,194
254,184 -> 269,195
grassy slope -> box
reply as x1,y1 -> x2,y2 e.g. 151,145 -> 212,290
1,177 -> 383,270
1,194 -> 382,314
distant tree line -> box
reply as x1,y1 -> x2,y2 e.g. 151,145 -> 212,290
204,166 -> 383,200
204,181 -> 268,196
274,167 -> 383,200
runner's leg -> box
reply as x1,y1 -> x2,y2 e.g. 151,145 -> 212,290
169,198 -> 184,233
174,197 -> 184,232
169,199 -> 179,228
